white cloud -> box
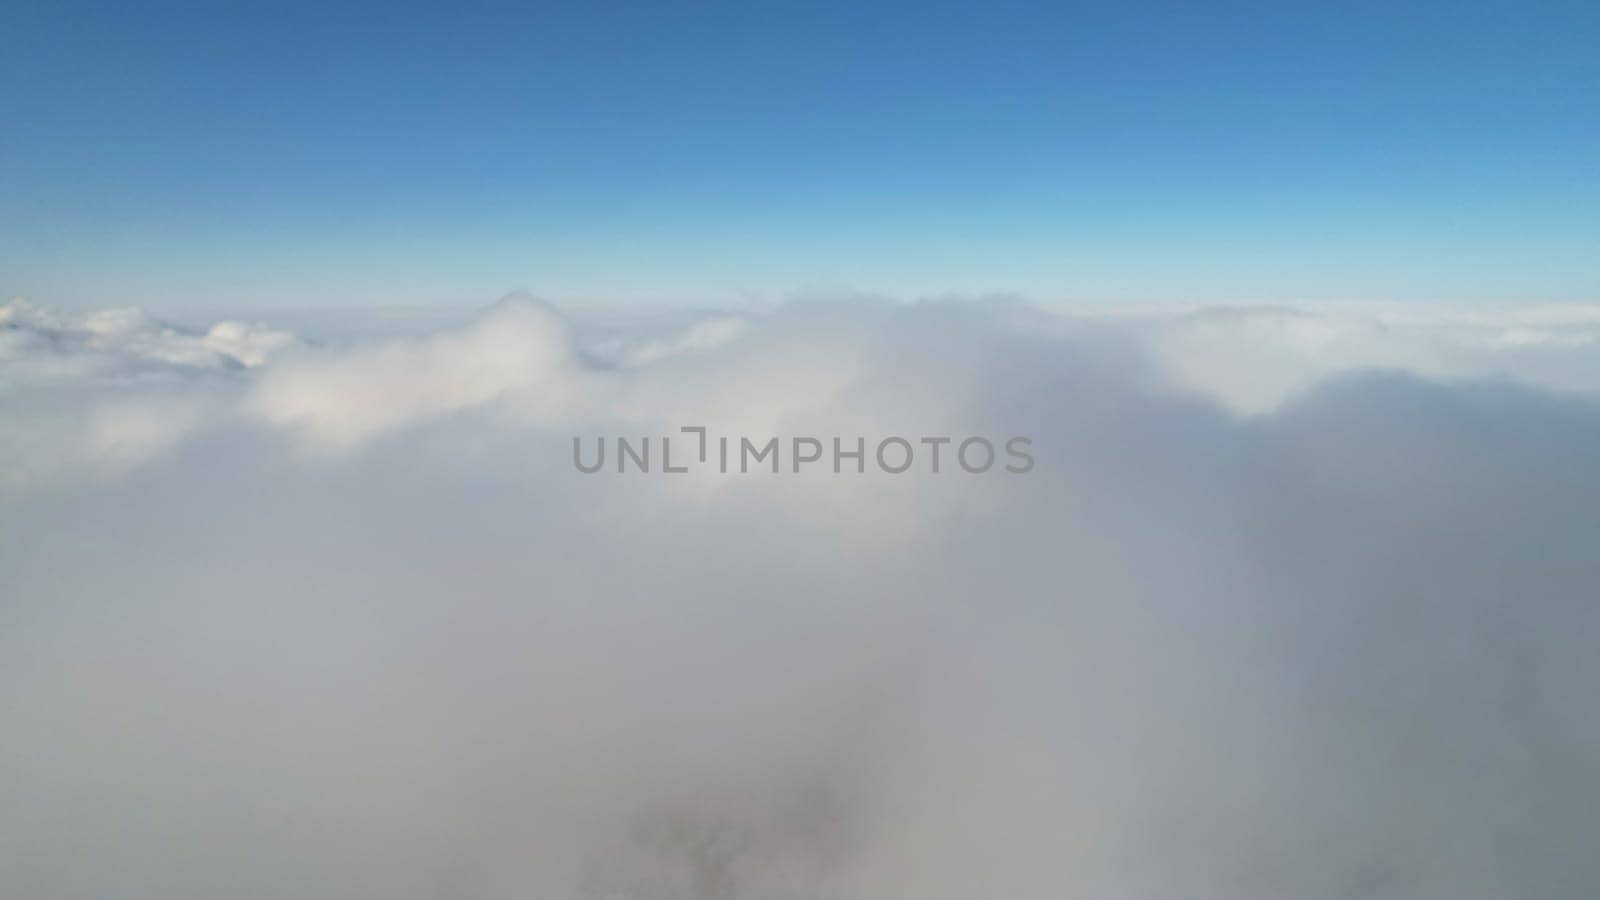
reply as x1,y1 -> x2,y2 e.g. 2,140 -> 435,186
0,298 -> 295,385
1147,303 -> 1600,413
2,293 -> 1599,898
247,296 -> 582,454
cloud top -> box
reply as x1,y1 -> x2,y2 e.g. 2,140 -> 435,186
3,293 -> 1599,898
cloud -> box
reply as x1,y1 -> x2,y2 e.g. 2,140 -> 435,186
0,299 -> 295,385
247,296 -> 582,454
2,293 -> 1599,898
1148,303 -> 1600,413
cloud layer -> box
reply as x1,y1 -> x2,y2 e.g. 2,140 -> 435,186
3,294 -> 1599,898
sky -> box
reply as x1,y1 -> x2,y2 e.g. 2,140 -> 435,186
3,0 -> 1598,310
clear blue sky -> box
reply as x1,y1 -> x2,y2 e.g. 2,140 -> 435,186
3,0 -> 1597,309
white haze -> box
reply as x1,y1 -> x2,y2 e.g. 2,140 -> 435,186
2,293 -> 1599,898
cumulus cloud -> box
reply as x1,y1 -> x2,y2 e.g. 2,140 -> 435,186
2,293 -> 1599,898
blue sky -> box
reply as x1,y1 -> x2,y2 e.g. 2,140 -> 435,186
3,0 -> 1597,310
